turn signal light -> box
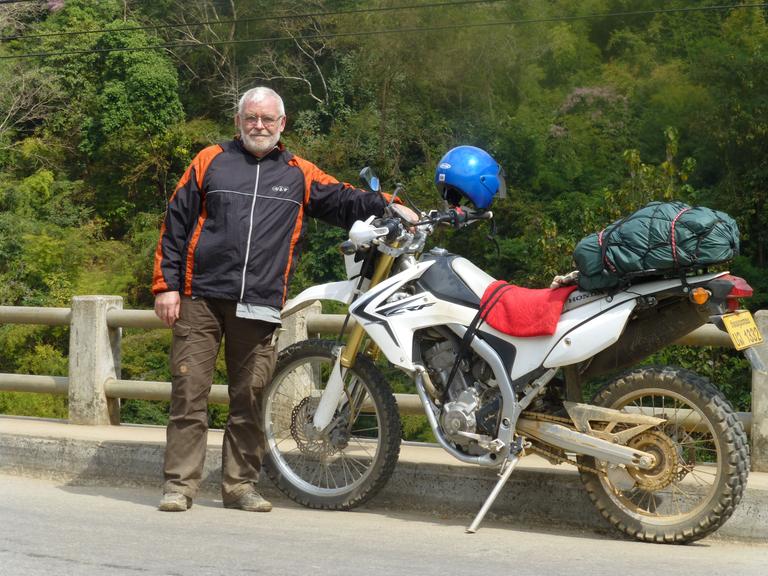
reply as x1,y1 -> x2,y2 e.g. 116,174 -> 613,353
690,287 -> 711,305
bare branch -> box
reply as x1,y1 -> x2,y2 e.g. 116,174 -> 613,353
159,0 -> 247,111
248,10 -> 330,105
0,3 -> 46,35
154,0 -> 334,110
0,66 -> 57,141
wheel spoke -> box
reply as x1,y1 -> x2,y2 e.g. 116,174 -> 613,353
579,368 -> 749,543
671,482 -> 699,501
272,435 -> 295,452
308,461 -> 324,486
350,425 -> 379,434
350,437 -> 376,457
327,464 -> 338,489
344,453 -> 372,473
671,489 -> 683,516
687,466 -> 717,482
262,343 -> 399,506
339,453 -> 353,484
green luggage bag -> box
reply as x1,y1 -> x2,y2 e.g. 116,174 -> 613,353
573,201 -> 740,291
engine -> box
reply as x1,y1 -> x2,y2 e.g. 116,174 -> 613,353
421,335 -> 500,454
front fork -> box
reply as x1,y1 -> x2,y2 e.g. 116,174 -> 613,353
312,251 -> 396,431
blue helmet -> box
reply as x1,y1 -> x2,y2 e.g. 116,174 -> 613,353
434,146 -> 506,210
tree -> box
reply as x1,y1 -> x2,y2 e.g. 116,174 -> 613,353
0,64 -> 57,156
688,8 -> 768,268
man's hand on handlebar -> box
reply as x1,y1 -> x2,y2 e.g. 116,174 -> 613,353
426,207 -> 493,228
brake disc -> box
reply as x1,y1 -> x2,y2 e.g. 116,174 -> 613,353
290,396 -> 339,458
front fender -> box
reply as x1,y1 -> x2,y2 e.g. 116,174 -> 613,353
281,279 -> 359,318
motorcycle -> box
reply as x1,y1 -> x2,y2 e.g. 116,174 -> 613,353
262,170 -> 764,544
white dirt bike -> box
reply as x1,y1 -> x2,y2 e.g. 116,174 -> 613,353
262,174 -> 763,544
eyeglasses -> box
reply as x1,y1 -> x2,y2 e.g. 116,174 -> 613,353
242,115 -> 284,128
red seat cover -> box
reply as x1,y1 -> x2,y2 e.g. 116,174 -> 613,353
479,280 -> 577,337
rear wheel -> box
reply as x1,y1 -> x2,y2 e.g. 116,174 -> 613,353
263,339 -> 401,509
578,366 -> 749,544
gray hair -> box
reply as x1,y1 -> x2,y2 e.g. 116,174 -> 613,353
237,87 -> 285,117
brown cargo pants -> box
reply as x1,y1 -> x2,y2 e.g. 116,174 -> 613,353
162,296 -> 277,503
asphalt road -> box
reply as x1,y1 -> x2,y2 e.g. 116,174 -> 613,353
1,473 -> 766,576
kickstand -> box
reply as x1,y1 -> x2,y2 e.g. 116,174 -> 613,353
466,454 -> 520,534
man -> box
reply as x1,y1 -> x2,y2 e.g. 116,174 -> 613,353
152,87 -> 387,512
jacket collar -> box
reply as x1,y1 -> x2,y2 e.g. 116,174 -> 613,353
233,136 -> 286,160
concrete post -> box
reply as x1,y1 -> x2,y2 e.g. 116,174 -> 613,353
68,296 -> 122,425
751,310 -> 768,472
276,301 -> 322,352
273,301 -> 324,430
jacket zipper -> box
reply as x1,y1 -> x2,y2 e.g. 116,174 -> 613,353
240,162 -> 261,301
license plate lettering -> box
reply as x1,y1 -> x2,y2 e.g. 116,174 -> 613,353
722,311 -> 764,351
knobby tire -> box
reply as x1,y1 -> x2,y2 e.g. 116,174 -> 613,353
578,366 -> 749,544
263,339 -> 402,510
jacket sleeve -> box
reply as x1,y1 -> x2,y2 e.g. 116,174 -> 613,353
152,148 -> 217,294
303,163 -> 387,229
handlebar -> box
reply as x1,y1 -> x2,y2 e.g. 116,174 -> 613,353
378,207 -> 491,232
343,206 -> 493,255
423,207 -> 493,228
379,218 -> 402,241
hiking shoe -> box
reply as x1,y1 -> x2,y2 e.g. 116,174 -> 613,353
223,491 -> 272,512
158,492 -> 192,512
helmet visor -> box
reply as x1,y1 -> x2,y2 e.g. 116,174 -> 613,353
496,166 -> 507,199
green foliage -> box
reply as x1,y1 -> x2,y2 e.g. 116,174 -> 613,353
1,0 -> 766,423
75,240 -> 136,298
17,343 -> 68,376
0,338 -> 69,416
687,9 -> 768,269
0,392 -> 67,419
0,325 -> 68,372
119,328 -> 230,427
645,346 -> 752,412
289,221 -> 347,297
120,399 -> 169,426
14,170 -> 55,215
401,415 -> 435,443
732,256 -> 768,312
121,329 -> 172,382
90,22 -> 184,144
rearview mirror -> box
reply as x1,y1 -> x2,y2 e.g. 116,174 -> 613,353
359,167 -> 380,192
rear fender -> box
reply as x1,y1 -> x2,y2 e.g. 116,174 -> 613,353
544,300 -> 636,368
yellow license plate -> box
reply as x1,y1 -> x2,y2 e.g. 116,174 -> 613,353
722,310 -> 764,351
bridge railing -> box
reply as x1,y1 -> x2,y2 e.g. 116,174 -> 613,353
0,296 -> 766,471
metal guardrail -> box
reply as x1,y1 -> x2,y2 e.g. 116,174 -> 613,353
0,298 -> 766,470
0,373 -> 68,395
0,306 -> 71,325
0,306 -> 735,407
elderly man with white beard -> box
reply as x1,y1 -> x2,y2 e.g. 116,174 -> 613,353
152,87 -> 387,513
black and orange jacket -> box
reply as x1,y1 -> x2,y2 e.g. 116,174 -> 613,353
152,139 -> 386,307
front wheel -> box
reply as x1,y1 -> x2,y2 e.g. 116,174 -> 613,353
578,366 -> 749,544
263,339 -> 402,510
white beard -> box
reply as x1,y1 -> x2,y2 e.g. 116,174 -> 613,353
240,126 -> 280,156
